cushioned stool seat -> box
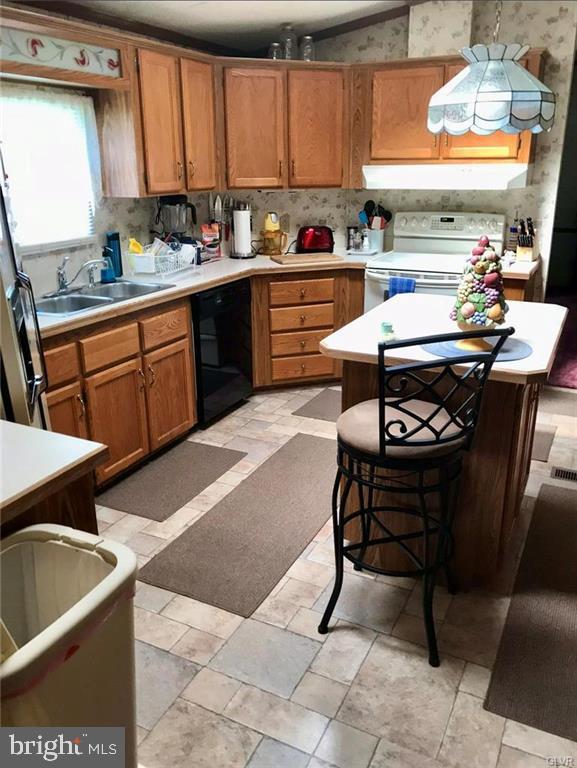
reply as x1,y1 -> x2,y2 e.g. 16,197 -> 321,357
336,398 -> 467,458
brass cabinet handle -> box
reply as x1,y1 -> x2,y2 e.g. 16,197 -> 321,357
299,314 -> 306,324
278,160 -> 283,177
300,363 -> 306,372
188,160 -> 195,178
300,340 -> 306,349
76,393 -> 86,419
137,368 -> 146,391
291,159 -> 296,176
148,364 -> 156,386
299,288 -> 306,298
177,161 -> 183,180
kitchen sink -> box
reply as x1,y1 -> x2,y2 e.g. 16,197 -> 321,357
80,281 -> 171,300
36,294 -> 113,315
37,280 -> 176,315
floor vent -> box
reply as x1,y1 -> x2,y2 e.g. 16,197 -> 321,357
550,466 -> 577,483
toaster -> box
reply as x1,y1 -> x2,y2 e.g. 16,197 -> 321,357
296,226 -> 334,254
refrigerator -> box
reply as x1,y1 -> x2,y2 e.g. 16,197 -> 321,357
0,152 -> 48,428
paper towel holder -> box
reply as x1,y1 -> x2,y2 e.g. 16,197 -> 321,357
231,205 -> 256,259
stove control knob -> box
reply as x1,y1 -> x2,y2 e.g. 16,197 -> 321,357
489,219 -> 498,231
421,217 -> 428,228
400,217 -> 408,227
410,217 -> 418,228
468,218 -> 476,231
480,219 -> 488,230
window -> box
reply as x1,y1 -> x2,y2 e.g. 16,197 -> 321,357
0,83 -> 101,251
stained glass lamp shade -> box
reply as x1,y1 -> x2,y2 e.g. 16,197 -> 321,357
428,43 -> 555,136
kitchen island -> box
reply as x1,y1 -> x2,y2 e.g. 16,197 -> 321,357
320,293 -> 567,592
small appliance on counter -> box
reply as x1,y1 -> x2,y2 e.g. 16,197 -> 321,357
154,195 -> 197,243
296,226 -> 334,254
260,211 -> 287,256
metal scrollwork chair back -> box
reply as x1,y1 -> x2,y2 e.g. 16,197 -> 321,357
378,326 -> 514,457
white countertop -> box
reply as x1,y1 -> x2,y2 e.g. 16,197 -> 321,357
38,252 -> 369,338
320,293 -> 567,385
0,420 -> 107,518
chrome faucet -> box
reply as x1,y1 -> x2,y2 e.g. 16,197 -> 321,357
56,256 -> 109,292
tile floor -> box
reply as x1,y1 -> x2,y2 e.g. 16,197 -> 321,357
96,384 -> 577,768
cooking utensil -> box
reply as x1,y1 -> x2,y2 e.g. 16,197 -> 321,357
214,195 -> 222,223
209,192 -> 215,221
359,210 -> 369,226
363,200 -> 376,219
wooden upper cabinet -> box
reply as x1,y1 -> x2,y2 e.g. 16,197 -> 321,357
138,49 -> 184,193
288,70 -> 344,187
180,58 -> 217,190
371,65 -> 444,160
440,64 -> 521,160
225,68 -> 286,188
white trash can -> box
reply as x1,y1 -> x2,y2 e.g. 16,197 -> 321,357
1,524 -> 138,768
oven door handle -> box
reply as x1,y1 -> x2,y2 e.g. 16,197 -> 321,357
366,269 -> 459,288
16,270 -> 48,403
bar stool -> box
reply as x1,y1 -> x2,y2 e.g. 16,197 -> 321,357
318,326 -> 513,666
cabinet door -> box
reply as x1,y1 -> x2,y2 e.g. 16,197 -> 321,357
47,382 -> 88,440
288,70 -> 343,187
441,64 -> 521,160
138,49 -> 184,193
144,338 -> 195,451
85,358 -> 149,484
225,68 -> 286,188
371,66 -> 444,160
181,58 -> 217,190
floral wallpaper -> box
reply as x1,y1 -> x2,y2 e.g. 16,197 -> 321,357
314,15 -> 408,62
408,1 -> 473,56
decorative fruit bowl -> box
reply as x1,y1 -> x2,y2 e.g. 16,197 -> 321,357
450,235 -> 508,351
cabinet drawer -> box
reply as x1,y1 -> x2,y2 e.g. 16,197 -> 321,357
80,323 -> 140,374
140,305 -> 189,351
269,303 -> 334,332
270,328 -> 331,358
45,342 -> 80,389
272,354 -> 335,382
269,278 -> 334,307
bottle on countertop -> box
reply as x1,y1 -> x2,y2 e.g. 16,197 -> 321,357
105,231 -> 123,277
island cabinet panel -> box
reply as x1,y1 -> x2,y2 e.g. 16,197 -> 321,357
138,49 -> 184,193
225,68 -> 286,188
441,64 -> 521,160
144,338 -> 195,451
288,70 -> 344,187
46,382 -> 88,440
181,58 -> 217,190
85,358 -> 149,484
371,65 -> 444,160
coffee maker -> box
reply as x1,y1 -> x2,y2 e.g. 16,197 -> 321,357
154,195 -> 197,243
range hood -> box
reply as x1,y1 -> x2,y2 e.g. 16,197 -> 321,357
362,163 -> 531,191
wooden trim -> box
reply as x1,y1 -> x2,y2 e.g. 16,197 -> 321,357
10,2 -> 246,57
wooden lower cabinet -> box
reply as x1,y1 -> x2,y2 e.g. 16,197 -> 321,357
144,338 -> 195,450
46,382 -> 88,440
85,358 -> 149,484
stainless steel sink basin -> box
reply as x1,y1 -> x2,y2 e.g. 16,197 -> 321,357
37,280 -> 176,316
80,281 -> 171,300
36,294 -> 113,315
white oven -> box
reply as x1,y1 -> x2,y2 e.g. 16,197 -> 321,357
364,212 -> 505,312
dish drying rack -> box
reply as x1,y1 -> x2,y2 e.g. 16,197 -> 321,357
131,239 -> 196,276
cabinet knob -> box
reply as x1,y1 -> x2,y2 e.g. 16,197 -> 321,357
300,340 -> 306,348
291,159 -> 296,176
278,160 -> 283,177
433,134 -> 437,148
299,288 -> 306,298
301,363 -> 306,372
444,133 -> 449,147
299,314 -> 306,324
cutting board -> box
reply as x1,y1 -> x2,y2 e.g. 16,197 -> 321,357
270,252 -> 344,265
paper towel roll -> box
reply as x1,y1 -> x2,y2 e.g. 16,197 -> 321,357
233,209 -> 252,257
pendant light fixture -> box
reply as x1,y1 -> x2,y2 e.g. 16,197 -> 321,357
428,0 -> 555,136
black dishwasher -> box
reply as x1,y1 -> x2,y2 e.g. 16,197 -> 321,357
191,279 -> 252,426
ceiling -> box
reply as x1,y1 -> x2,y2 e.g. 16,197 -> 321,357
47,0 -> 408,51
